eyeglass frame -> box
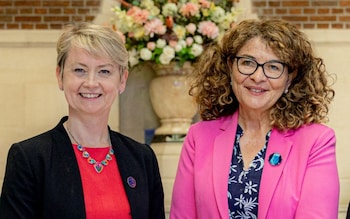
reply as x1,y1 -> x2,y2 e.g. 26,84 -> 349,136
233,56 -> 288,79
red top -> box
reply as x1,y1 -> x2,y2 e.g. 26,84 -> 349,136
72,144 -> 132,219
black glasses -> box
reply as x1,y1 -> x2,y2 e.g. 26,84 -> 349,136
234,56 -> 287,79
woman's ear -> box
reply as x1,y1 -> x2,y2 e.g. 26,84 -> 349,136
118,70 -> 129,94
56,66 -> 64,91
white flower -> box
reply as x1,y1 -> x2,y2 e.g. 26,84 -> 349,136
149,6 -> 161,16
162,46 -> 176,59
191,43 -> 203,57
141,0 -> 160,16
159,54 -> 173,64
128,49 -> 140,67
159,46 -> 175,64
140,48 -> 152,61
234,194 -> 245,209
113,8 -> 135,33
178,39 -> 186,47
194,35 -> 203,44
244,181 -> 258,195
162,3 -> 178,17
156,39 -> 167,48
140,0 -> 155,10
219,10 -> 239,30
211,6 -> 226,23
175,43 -> 184,52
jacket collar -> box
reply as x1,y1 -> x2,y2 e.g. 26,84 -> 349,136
212,112 -> 239,218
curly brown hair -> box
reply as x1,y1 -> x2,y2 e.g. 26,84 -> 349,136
189,19 -> 335,130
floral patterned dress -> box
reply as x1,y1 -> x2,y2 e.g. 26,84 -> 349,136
228,125 -> 271,219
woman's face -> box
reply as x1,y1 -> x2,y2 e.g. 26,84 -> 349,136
56,47 -> 128,117
230,37 -> 292,115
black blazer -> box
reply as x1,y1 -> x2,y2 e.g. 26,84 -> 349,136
0,117 -> 165,219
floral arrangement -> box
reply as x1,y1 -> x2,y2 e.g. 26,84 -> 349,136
112,0 -> 241,67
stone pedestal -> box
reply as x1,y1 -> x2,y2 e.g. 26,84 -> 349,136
151,142 -> 182,219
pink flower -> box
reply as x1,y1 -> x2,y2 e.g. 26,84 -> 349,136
128,32 -> 134,38
186,23 -> 197,34
147,42 -> 156,50
169,40 -> 178,48
180,2 -> 199,17
144,18 -> 166,37
186,37 -> 194,46
199,0 -> 211,8
127,6 -> 149,24
198,21 -> 219,39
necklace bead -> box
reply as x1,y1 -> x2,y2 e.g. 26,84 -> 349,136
76,144 -> 114,173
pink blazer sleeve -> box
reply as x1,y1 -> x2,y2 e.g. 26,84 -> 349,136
170,126 -> 198,219
294,127 -> 339,218
170,115 -> 237,219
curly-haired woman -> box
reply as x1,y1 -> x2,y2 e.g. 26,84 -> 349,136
170,19 -> 339,219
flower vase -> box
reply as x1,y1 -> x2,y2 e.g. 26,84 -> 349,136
149,62 -> 197,137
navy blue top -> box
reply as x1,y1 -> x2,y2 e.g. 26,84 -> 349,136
228,125 -> 271,218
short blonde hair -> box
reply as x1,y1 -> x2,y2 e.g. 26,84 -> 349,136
56,22 -> 128,76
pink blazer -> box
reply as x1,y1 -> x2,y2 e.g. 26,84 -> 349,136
170,111 -> 339,219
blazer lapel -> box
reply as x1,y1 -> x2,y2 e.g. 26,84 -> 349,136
212,113 -> 239,218
258,129 -> 294,219
48,118 -> 86,218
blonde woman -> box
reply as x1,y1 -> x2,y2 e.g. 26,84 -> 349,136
0,22 -> 165,219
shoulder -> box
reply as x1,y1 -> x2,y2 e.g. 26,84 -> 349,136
11,118 -> 68,152
274,123 -> 336,155
289,123 -> 335,139
8,117 -> 69,159
9,129 -> 57,156
15,130 -> 55,146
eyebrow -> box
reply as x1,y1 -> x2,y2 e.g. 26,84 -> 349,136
74,62 -> 115,68
236,55 -> 283,63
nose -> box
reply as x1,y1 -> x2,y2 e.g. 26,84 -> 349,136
84,72 -> 99,87
249,65 -> 267,81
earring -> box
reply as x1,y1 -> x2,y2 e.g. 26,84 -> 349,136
284,89 -> 288,94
